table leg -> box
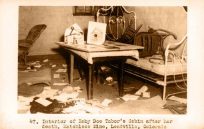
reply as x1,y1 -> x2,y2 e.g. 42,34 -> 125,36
69,54 -> 74,84
87,64 -> 94,100
118,59 -> 125,97
95,64 -> 100,85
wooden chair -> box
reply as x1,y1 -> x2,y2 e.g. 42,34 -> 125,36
124,28 -> 187,100
117,24 -> 143,44
18,24 -> 47,64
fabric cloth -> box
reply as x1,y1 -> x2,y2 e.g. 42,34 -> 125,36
18,82 -> 49,97
126,55 -> 187,76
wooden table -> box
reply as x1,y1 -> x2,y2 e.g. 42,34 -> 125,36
56,41 -> 143,99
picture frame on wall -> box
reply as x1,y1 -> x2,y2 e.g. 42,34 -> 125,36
73,6 -> 102,16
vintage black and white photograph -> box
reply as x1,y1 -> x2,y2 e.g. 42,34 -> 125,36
17,6 -> 187,114
2,0 -> 204,128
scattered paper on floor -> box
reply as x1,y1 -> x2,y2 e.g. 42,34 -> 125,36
135,85 -> 148,96
53,82 -> 69,86
62,99 -> 102,114
56,69 -> 67,73
73,86 -> 82,92
34,64 -> 42,68
62,86 -> 74,93
101,99 -> 112,107
35,98 -> 52,107
62,64 -> 67,68
52,64 -> 56,68
53,92 -> 79,102
106,76 -> 113,82
53,74 -> 60,78
168,96 -> 187,104
142,92 -> 151,98
121,94 -> 140,101
43,59 -> 49,62
37,88 -> 58,98
18,96 -> 34,113
18,96 -> 34,105
86,99 -> 104,108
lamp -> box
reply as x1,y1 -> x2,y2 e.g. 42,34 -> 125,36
96,6 -> 136,40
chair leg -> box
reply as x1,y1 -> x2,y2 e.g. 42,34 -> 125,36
24,54 -> 27,65
18,53 -> 27,65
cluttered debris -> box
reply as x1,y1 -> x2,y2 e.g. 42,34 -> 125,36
168,96 -> 187,104
162,95 -> 187,114
52,83 -> 69,86
51,64 -> 56,68
101,99 -> 112,107
124,87 -> 138,93
120,85 -> 152,102
30,97 -> 75,114
121,94 -> 140,101
117,84 -> 159,103
18,80 -> 114,114
19,60 -> 46,72
135,85 -> 149,97
99,66 -> 117,86
51,64 -> 69,88
62,64 -> 67,68
53,74 -> 60,78
163,102 -> 187,114
56,68 -> 67,73
18,60 -> 170,114
43,59 -> 49,63
18,57 -> 184,114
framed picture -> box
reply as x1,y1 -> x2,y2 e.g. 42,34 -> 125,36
87,21 -> 107,45
73,6 -> 102,16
